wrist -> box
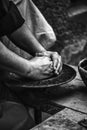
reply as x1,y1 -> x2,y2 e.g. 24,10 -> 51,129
23,60 -> 32,77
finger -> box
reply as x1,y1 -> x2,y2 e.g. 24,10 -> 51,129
36,52 -> 48,57
52,53 -> 62,75
55,62 -> 62,75
52,52 -> 59,70
42,64 -> 54,74
59,59 -> 63,72
56,56 -> 62,73
42,67 -> 54,76
42,69 -> 54,76
36,52 -> 44,57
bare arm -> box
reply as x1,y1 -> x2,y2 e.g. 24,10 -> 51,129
0,40 -> 53,79
0,40 -> 32,76
8,22 -> 46,56
8,22 -> 62,74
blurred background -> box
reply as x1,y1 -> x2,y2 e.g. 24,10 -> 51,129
32,0 -> 87,65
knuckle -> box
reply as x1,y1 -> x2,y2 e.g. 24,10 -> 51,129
53,52 -> 58,59
54,52 -> 58,55
59,55 -> 62,60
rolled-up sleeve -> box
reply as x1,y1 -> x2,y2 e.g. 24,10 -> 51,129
0,1 -> 25,37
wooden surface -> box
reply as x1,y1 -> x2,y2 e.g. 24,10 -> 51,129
31,66 -> 87,130
31,108 -> 87,130
54,91 -> 87,114
53,66 -> 87,114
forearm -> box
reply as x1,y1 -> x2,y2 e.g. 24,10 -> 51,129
8,22 -> 46,56
0,41 -> 31,76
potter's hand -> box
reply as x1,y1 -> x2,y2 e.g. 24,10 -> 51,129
36,51 -> 62,75
27,56 -> 54,80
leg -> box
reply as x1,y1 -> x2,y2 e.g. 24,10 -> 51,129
0,84 -> 35,129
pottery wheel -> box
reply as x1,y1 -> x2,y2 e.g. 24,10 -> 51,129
4,64 -> 76,88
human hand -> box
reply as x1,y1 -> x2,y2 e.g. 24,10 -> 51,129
27,56 -> 54,80
36,51 -> 62,75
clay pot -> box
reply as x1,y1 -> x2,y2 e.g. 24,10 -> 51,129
78,58 -> 87,86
